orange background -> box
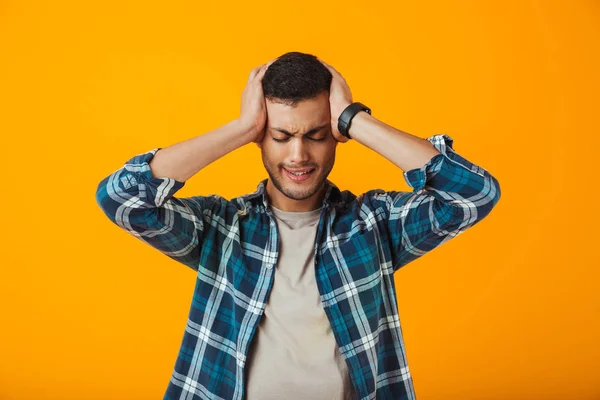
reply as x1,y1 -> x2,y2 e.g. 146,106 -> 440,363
1,1 -> 599,399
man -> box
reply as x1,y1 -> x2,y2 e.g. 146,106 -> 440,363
96,52 -> 501,400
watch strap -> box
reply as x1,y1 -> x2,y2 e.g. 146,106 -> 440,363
338,102 -> 371,139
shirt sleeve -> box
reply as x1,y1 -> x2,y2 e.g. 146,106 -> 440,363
95,147 -> 217,272
371,133 -> 502,273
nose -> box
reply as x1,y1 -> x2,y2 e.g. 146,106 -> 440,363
289,138 -> 310,165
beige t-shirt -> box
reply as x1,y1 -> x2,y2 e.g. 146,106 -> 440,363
244,205 -> 356,400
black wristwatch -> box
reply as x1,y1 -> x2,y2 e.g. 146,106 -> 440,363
337,102 -> 371,139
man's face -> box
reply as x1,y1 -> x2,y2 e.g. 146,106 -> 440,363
259,91 -> 337,209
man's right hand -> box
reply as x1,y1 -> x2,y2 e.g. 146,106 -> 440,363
238,62 -> 272,144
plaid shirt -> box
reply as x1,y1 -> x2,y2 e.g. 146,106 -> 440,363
96,133 -> 501,400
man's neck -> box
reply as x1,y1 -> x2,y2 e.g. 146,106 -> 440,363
265,181 -> 326,212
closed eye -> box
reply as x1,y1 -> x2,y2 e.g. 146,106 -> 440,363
272,136 -> 326,142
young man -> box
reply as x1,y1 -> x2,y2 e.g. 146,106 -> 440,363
96,52 -> 501,400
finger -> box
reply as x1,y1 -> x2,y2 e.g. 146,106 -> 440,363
321,60 -> 344,82
255,63 -> 269,81
254,58 -> 276,83
248,58 -> 276,84
247,66 -> 260,82
318,58 -> 336,74
248,65 -> 263,82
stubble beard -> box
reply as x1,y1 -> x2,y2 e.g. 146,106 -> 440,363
262,153 -> 334,202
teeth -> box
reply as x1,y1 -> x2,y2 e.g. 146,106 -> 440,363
288,169 -> 311,176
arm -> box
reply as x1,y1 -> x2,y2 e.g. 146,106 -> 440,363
349,112 -> 500,272
320,60 -> 501,272
95,63 -> 271,271
148,119 -> 257,183
95,121 -> 252,272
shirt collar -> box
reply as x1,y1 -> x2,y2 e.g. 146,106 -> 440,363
244,178 -> 344,209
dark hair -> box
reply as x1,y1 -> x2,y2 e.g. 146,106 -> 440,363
262,52 -> 332,106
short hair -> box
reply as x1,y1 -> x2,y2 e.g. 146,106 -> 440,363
262,52 -> 332,106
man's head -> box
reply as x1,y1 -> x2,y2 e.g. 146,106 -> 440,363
258,52 -> 336,211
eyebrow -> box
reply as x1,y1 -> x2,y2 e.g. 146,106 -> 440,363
270,124 -> 329,137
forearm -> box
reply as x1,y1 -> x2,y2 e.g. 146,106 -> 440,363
149,119 -> 254,182
347,112 -> 440,172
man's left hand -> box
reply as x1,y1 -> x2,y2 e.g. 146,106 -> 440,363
319,59 -> 353,143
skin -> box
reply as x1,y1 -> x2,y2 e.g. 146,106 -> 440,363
258,92 -> 336,212
242,59 -> 352,212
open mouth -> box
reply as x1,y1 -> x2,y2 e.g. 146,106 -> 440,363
283,167 -> 315,182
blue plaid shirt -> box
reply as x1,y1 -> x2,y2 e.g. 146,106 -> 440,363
96,133 -> 501,400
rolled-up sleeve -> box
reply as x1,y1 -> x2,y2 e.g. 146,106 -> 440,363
95,148 -> 213,272
372,134 -> 501,272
